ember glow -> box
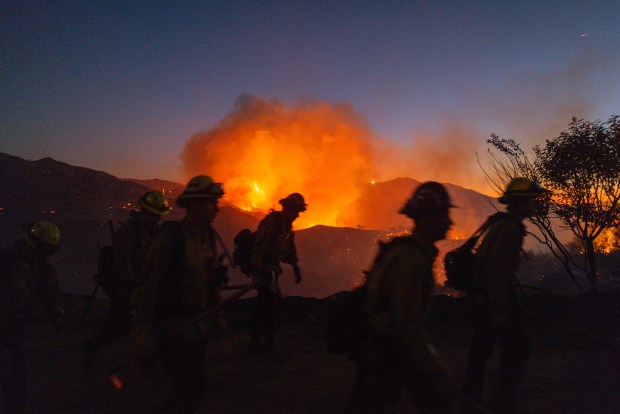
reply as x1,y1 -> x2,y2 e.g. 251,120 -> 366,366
594,227 -> 620,254
110,373 -> 123,390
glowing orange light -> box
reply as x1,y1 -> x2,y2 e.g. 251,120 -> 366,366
110,373 -> 124,390
594,228 -> 620,254
180,98 -> 378,229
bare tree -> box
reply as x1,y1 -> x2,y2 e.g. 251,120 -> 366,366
534,116 -> 620,293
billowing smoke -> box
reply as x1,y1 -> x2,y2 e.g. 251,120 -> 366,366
370,122 -> 488,191
181,95 -> 378,228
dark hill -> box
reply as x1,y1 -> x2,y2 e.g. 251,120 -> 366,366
0,153 -> 155,293
0,152 -> 572,297
0,153 -> 264,294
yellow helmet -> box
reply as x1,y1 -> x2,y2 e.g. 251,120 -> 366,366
499,177 -> 545,204
25,221 -> 60,255
176,175 -> 224,208
138,191 -> 171,215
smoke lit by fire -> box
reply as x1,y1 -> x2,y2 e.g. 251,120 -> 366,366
181,95 -> 488,229
181,96 -> 377,228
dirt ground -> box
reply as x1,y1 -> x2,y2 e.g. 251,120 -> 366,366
5,292 -> 620,414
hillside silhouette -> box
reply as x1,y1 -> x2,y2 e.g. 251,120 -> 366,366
1,152 -> 548,297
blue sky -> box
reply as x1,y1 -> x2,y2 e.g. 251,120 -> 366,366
2,0 -> 619,184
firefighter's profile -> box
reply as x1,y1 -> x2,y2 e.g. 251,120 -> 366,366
347,182 -> 459,414
461,177 -> 546,414
132,175 -> 227,414
248,192 -> 307,357
0,221 -> 64,414
81,190 -> 170,370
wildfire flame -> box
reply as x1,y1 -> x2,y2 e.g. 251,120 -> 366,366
181,95 -> 488,229
594,227 -> 620,254
181,96 -> 377,228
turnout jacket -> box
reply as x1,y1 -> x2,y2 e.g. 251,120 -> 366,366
363,233 -> 440,372
134,219 -> 221,341
113,211 -> 158,290
476,213 -> 526,316
0,239 -> 62,336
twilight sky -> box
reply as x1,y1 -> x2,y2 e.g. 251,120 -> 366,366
2,0 -> 619,189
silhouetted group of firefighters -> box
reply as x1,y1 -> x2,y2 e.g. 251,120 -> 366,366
0,173 -> 547,414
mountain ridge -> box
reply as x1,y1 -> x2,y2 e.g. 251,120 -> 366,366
0,152 -> 547,297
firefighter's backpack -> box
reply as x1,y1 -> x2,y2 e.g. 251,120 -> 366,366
324,237 -> 418,360
324,285 -> 368,360
443,212 -> 506,291
232,228 -> 256,276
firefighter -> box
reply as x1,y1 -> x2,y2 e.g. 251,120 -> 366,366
461,177 -> 546,414
81,191 -> 170,370
248,193 -> 306,357
0,221 -> 64,414
133,175 -> 226,414
347,182 -> 458,414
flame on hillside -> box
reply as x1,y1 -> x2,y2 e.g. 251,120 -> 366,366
594,227 -> 620,254
180,95 -> 487,228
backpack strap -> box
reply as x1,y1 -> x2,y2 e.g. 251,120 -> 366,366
462,212 -> 510,250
